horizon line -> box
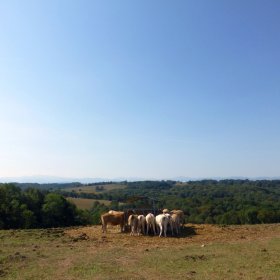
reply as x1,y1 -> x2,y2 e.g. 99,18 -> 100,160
1,175 -> 280,184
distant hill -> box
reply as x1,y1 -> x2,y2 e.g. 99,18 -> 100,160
1,175 -> 280,184
0,175 -> 110,184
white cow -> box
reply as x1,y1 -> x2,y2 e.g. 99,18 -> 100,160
137,215 -> 146,235
146,213 -> 156,235
155,214 -> 168,237
164,213 -> 174,236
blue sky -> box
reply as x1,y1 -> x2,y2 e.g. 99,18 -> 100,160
0,1 -> 279,180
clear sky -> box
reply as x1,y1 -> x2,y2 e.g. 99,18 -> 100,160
0,0 -> 279,180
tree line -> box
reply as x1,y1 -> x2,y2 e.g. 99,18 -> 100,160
0,183 -> 96,229
60,180 -> 280,225
2,180 -> 280,229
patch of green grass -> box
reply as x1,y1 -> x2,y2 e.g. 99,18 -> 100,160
0,229 -> 73,280
137,239 -> 280,280
68,246 -> 146,280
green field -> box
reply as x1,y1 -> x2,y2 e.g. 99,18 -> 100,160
64,183 -> 127,194
1,224 -> 280,279
66,197 -> 112,209
66,197 -> 125,210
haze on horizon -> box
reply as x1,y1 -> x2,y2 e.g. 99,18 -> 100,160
0,1 -> 279,180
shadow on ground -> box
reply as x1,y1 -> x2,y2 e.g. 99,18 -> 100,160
179,225 -> 197,238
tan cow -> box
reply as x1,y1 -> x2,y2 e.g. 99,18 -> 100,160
170,209 -> 184,228
128,214 -> 139,236
171,213 -> 181,235
101,211 -> 125,233
137,215 -> 146,235
162,208 -> 169,214
108,210 -> 135,228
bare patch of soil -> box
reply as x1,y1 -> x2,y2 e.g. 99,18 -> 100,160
64,223 -> 280,249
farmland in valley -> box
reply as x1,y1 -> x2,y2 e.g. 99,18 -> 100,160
64,183 -> 127,194
66,197 -> 112,209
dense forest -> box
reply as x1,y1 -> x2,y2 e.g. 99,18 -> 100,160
0,184 -> 95,229
1,180 -> 280,229
60,180 -> 280,225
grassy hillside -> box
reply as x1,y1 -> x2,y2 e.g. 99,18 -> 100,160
2,181 -> 280,229
64,183 -> 127,194
77,180 -> 280,225
1,224 -> 280,279
66,197 -> 112,209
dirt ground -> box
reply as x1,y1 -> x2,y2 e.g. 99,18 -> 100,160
1,223 -> 280,280
65,223 -> 280,249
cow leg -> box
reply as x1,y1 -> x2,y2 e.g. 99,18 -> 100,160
152,223 -> 156,235
164,225 -> 167,237
159,225 -> 163,237
102,223 -> 107,233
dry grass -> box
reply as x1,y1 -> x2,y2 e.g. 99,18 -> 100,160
64,184 -> 127,194
1,224 -> 280,280
66,197 -> 112,209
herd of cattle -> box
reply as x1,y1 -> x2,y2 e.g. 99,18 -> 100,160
101,209 -> 184,237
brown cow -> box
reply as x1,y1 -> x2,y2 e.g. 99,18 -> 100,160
108,210 -> 122,214
101,212 -> 125,233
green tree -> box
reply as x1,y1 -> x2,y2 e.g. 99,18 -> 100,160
0,184 -> 22,229
42,193 -> 77,227
90,201 -> 109,225
20,204 -> 37,228
23,188 -> 45,227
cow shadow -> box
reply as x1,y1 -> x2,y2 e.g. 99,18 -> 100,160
144,225 -> 197,238
177,225 -> 196,238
